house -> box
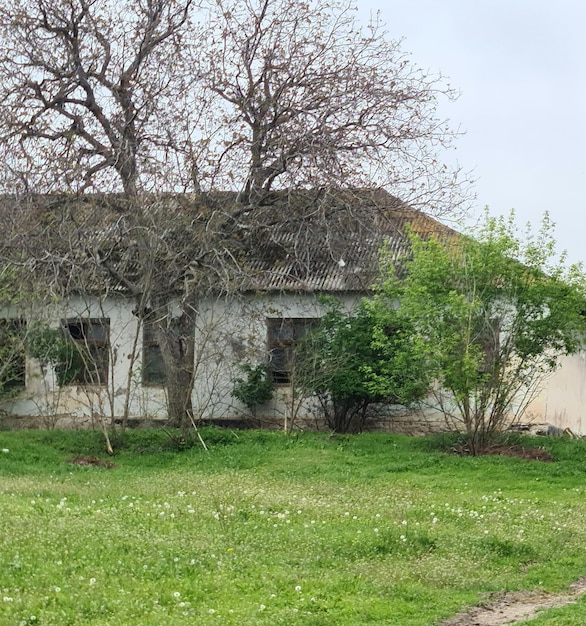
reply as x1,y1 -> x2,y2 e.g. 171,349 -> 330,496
0,189 -> 582,434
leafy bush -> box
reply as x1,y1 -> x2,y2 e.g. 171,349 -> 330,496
27,326 -> 78,386
231,363 -> 273,411
296,297 -> 428,433
374,212 -> 586,454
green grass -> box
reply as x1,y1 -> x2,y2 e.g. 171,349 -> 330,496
517,598 -> 586,625
1,429 -> 586,625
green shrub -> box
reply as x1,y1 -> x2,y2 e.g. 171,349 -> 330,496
231,363 -> 273,410
295,297 -> 427,433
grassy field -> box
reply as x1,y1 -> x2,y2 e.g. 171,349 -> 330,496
1,429 -> 586,625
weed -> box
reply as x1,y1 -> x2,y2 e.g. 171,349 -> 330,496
1,430 -> 586,624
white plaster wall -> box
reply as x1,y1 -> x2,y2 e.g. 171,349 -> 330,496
0,292 -> 360,425
526,351 -> 586,434
0,294 -> 166,424
190,292 -> 359,422
5,292 -> 586,434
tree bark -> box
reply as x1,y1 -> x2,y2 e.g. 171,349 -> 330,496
155,304 -> 196,436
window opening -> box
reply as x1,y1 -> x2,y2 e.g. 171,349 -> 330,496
267,318 -> 317,384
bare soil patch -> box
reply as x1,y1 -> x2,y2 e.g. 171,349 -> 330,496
67,455 -> 116,469
443,579 -> 586,625
454,444 -> 555,462
483,444 -> 555,462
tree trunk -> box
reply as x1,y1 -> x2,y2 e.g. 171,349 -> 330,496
155,305 -> 196,437
165,352 -> 195,436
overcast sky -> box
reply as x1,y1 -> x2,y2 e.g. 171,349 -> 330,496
356,0 -> 586,265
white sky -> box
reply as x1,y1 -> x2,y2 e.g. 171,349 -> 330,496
357,0 -> 586,265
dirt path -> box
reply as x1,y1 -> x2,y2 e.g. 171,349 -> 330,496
442,579 -> 586,625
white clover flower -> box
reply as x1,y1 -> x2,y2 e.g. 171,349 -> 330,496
259,604 -> 266,611
295,585 -> 302,593
89,578 -> 96,585
208,608 -> 216,614
173,592 -> 181,598
2,449 -> 9,453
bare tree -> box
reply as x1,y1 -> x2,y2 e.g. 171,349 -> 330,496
0,0 -> 197,195
199,0 -> 468,211
0,0 -> 207,432
0,0 -> 470,435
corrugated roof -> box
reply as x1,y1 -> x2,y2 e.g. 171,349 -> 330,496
235,189 -> 456,292
1,188 -> 458,296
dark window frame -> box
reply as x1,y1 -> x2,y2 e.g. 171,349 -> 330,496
0,319 -> 26,390
267,318 -> 317,385
61,318 -> 110,386
142,319 -> 166,387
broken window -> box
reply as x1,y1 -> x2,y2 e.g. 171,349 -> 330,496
61,319 -> 110,385
0,320 -> 26,391
142,319 -> 166,386
267,318 -> 317,384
